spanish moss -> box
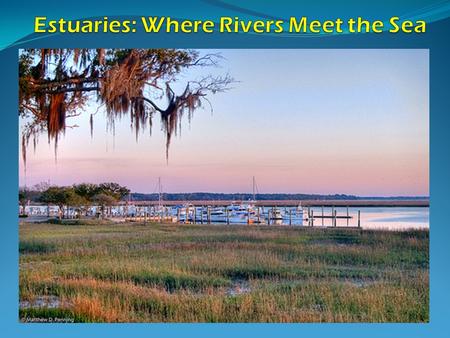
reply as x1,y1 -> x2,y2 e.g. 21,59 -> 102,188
19,49 -> 233,165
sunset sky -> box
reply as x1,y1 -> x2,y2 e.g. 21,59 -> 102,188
19,49 -> 429,196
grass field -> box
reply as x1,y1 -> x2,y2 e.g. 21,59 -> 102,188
19,221 -> 429,323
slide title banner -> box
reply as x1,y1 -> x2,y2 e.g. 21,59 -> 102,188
34,16 -> 427,34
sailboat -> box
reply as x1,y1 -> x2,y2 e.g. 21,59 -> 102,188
227,177 -> 260,223
124,191 -> 137,217
154,177 -> 167,216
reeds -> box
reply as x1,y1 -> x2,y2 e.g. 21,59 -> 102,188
19,222 -> 429,322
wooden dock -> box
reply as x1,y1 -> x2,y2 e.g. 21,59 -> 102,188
312,215 -> 352,219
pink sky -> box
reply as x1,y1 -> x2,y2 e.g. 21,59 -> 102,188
19,50 -> 429,196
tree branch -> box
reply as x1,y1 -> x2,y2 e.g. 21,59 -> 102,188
28,77 -> 99,89
43,86 -> 99,94
133,96 -> 164,113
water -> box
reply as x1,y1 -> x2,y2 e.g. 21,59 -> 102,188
22,205 -> 429,230
175,206 -> 429,230
306,206 -> 429,230
19,295 -> 67,309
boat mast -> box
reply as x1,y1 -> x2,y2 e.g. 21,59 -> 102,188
158,177 -> 162,208
252,176 -> 256,201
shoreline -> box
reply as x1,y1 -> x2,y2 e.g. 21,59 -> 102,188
130,199 -> 430,207
22,199 -> 430,208
19,219 -> 430,232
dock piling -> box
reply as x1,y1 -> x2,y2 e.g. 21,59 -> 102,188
321,206 -> 324,226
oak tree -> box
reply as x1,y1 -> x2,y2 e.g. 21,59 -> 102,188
19,49 -> 233,162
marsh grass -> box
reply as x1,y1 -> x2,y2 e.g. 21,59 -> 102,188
19,222 -> 429,322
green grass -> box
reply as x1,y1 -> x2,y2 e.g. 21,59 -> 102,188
19,222 -> 429,322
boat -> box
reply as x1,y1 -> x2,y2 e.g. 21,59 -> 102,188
269,208 -> 283,221
226,177 -> 262,223
177,203 -> 195,222
282,206 -> 304,225
205,207 -> 227,222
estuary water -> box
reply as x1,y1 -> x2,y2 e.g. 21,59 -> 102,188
306,206 -> 429,230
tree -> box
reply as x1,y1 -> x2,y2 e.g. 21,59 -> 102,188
18,189 -> 29,215
66,191 -> 89,218
19,49 -> 233,163
39,186 -> 75,219
72,183 -> 99,215
73,183 -> 99,200
97,182 -> 130,200
73,182 -> 129,218
22,182 -> 51,204
92,193 -> 117,218
32,181 -> 50,192
73,182 -> 129,201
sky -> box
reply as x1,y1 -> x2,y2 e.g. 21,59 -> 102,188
19,49 -> 429,196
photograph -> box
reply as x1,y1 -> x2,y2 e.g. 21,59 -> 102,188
18,48 -> 429,323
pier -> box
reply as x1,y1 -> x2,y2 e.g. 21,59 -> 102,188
22,198 -> 429,229
22,203 -> 365,228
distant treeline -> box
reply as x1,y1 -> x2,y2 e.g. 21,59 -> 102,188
130,192 -> 428,201
19,183 -> 428,203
